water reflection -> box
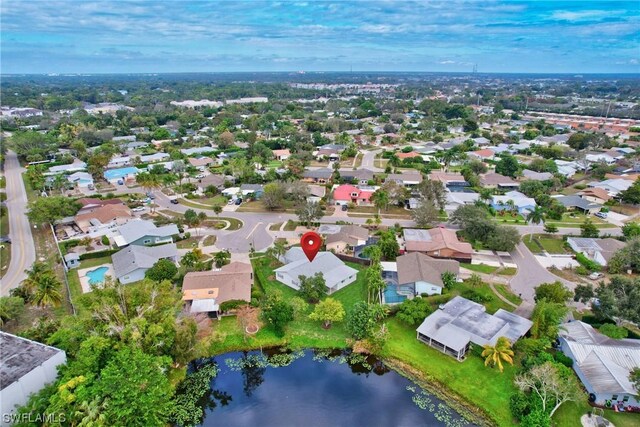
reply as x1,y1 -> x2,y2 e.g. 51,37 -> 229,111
182,349 -> 471,427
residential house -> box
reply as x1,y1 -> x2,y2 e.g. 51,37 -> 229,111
383,252 -> 460,301
139,153 -> 169,164
588,179 -> 633,197
113,219 -> 179,248
303,168 -> 333,184
325,225 -> 369,254
492,191 -> 537,215
558,321 -> 640,406
385,171 -> 424,187
275,247 -> 358,294
554,195 -> 601,215
396,151 -> 422,160
416,296 -> 533,360
521,169 -> 553,181
403,228 -> 473,261
445,191 -> 479,213
578,188 -> 612,205
188,157 -> 214,170
46,159 -> 87,175
107,156 -> 131,169
480,172 -> 519,190
566,237 -> 626,267
67,171 -> 94,188
307,184 -> 326,203
468,149 -> 496,161
197,174 -> 226,192
427,171 -> 468,189
272,149 -> 291,161
74,204 -> 133,236
180,146 -> 216,156
112,243 -> 178,284
240,184 -> 265,199
104,167 -> 139,184
0,333 -> 67,425
555,160 -> 581,178
333,184 -> 374,206
182,262 -> 253,317
76,198 -> 125,214
339,169 -> 375,185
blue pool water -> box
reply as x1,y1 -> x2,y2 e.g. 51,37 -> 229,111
104,167 -> 139,181
383,284 -> 407,304
86,266 -> 109,285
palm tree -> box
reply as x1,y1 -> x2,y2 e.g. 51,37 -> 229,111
32,274 -> 63,308
272,240 -> 287,260
481,337 -> 514,372
526,206 -> 545,242
162,174 -> 177,188
371,190 -> 389,213
214,250 -> 230,268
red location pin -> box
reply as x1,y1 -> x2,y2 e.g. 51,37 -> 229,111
301,231 -> 322,262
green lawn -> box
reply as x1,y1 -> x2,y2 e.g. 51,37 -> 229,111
553,399 -> 639,427
202,235 -> 217,247
178,197 -> 226,209
269,222 -> 283,231
159,210 -> 242,231
493,284 -> 523,306
448,280 -> 516,314
348,205 -> 411,217
461,263 -> 499,274
498,267 -> 518,276
176,236 -> 201,249
283,220 -> 298,231
383,319 -> 517,426
0,206 -> 10,278
236,199 -> 298,213
523,234 -> 570,254
546,213 -> 616,229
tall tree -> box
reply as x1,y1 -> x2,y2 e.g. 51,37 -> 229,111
296,201 -> 323,225
309,298 -> 345,329
411,199 -> 438,228
27,196 -> 81,225
514,361 -> 581,417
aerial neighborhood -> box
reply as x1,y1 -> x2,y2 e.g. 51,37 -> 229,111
1,73 -> 639,427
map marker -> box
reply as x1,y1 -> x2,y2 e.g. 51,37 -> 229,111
301,231 -> 322,262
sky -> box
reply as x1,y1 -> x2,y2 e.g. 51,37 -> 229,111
1,0 -> 639,74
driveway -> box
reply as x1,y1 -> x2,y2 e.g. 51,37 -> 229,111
509,241 -> 576,303
360,149 -> 383,172
1,151 -> 36,295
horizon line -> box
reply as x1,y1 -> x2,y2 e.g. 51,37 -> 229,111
2,71 -> 640,76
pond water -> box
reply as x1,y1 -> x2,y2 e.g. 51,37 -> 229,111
192,349 -> 472,427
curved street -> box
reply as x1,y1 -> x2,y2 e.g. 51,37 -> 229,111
1,151 -> 36,295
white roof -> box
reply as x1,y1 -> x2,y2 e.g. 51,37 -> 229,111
276,248 -> 358,289
190,299 -> 219,313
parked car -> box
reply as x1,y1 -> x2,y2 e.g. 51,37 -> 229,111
0,236 -> 11,244
589,272 -> 604,280
341,204 -> 348,211
195,173 -> 205,179
87,184 -> 95,190
595,212 -> 607,219
227,199 -> 234,205
117,179 -> 124,185
170,198 -> 179,204
235,198 -> 243,205
132,206 -> 146,212
146,192 -> 155,199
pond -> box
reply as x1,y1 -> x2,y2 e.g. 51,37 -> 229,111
189,349 -> 472,427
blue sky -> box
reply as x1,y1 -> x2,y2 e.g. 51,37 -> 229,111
1,1 -> 638,74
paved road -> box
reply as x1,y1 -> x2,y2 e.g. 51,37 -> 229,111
360,149 -> 383,172
1,151 -> 36,295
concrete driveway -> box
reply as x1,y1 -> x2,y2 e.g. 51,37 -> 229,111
360,149 -> 383,172
1,151 -> 36,295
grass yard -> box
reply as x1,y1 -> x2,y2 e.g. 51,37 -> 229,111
497,267 -> 518,276
0,207 -> 10,278
383,319 -> 517,426
546,213 -> 616,229
236,199 -> 298,213
461,263 -> 499,274
523,234 -> 570,254
348,205 -> 411,217
553,400 -> 639,427
176,236 -> 201,249
283,220 -> 298,231
159,209 -> 242,231
269,222 -> 283,231
448,280 -> 516,314
493,284 -> 522,306
202,235 -> 217,247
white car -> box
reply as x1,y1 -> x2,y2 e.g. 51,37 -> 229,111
132,206 -> 146,212
588,272 -> 604,280
196,173 -> 206,179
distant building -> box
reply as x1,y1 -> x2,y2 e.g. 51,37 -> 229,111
0,332 -> 67,424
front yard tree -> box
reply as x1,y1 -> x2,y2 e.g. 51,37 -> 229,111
296,201 -> 323,226
514,361 -> 581,418
298,273 -> 327,303
481,336 -> 514,372
593,275 -> 640,324
214,250 -> 230,268
530,300 -> 568,341
417,179 -> 447,210
607,237 -> 640,274
543,223 -> 558,235
619,178 -> 640,205
411,199 -> 438,228
212,204 -> 223,216
262,299 -> 294,337
377,230 -> 399,260
262,182 -> 286,210
309,298 -> 345,329
495,154 -> 519,178
441,271 -> 457,289
485,226 -> 520,252
145,259 -> 178,282
534,281 -> 573,304
580,218 -> 599,238
27,196 -> 81,225
371,190 -> 390,212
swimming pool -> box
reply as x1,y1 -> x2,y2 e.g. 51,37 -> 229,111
86,266 -> 109,285
383,284 -> 407,304
104,167 -> 139,181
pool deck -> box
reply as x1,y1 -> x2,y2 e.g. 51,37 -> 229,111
77,263 -> 115,293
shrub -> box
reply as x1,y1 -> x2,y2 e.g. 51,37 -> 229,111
219,299 -> 247,312
79,249 -> 119,260
553,351 -> 574,368
599,323 -> 628,339
101,235 -> 110,246
575,252 -> 601,272
461,288 -> 491,303
396,297 -> 433,326
575,265 -> 589,276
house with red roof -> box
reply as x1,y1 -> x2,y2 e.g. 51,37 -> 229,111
333,184 -> 374,206
468,148 -> 496,161
396,151 -> 422,160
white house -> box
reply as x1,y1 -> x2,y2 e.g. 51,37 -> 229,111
274,248 -> 358,294
558,321 -> 640,407
0,333 -> 67,426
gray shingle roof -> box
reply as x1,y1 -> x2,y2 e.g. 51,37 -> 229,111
112,243 -> 177,278
276,247 -> 358,289
116,219 -> 179,245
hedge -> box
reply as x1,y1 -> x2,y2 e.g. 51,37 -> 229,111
575,252 -> 602,272
79,249 -> 119,260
